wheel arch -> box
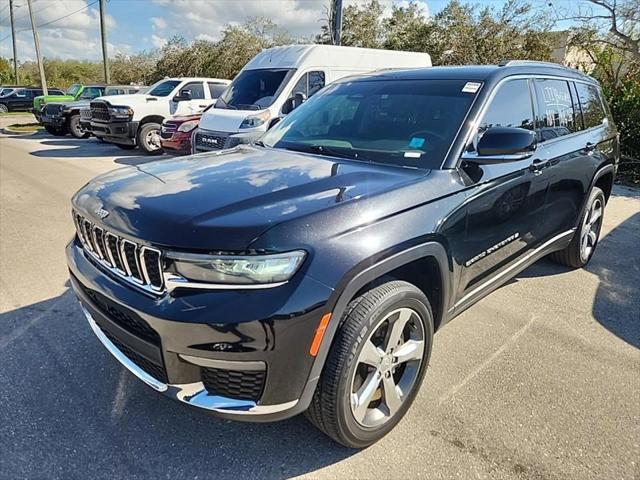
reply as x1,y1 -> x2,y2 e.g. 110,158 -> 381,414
293,241 -> 453,415
139,114 -> 165,127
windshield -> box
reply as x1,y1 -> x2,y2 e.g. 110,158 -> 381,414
148,80 -> 181,97
66,84 -> 81,96
215,68 -> 294,110
262,79 -> 479,169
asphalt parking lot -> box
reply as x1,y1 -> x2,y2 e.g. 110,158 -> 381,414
1,118 -> 639,480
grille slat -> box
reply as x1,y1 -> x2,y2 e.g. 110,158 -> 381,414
73,211 -> 164,293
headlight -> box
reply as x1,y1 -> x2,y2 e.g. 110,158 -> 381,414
239,110 -> 271,129
169,250 -> 306,285
109,106 -> 133,118
177,119 -> 199,132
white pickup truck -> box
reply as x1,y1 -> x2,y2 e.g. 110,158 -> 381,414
89,77 -> 230,154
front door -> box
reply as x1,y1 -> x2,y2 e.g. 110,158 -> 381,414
175,81 -> 211,116
455,78 -> 551,303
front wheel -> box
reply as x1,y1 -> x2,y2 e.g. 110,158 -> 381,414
136,122 -> 163,155
306,280 -> 433,448
0,103 -> 8,113
68,113 -> 90,139
550,186 -> 605,268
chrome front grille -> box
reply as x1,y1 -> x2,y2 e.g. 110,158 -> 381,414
73,211 -> 164,293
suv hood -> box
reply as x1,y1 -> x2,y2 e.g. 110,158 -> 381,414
34,94 -> 74,109
199,108 -> 262,134
72,146 -> 428,250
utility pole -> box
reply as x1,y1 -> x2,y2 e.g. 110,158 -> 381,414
9,0 -> 18,83
27,0 -> 47,94
99,0 -> 110,83
332,0 -> 343,45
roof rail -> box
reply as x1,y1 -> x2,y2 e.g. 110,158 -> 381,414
498,60 -> 565,68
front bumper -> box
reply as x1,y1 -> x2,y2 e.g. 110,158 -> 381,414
90,120 -> 138,145
161,132 -> 192,154
40,113 -> 66,127
66,238 -> 332,420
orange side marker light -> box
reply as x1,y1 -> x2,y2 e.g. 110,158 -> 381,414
309,313 -> 332,357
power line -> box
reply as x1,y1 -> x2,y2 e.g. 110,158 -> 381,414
0,0 -> 97,43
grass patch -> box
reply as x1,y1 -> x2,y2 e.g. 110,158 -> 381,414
6,123 -> 43,132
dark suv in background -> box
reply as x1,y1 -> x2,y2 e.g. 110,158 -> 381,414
0,87 -> 64,113
67,61 -> 618,447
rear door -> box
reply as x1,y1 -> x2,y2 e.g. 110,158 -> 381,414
531,78 -> 602,237
456,78 -> 551,301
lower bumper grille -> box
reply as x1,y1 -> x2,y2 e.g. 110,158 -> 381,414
202,367 -> 265,401
100,326 -> 168,383
194,131 -> 228,150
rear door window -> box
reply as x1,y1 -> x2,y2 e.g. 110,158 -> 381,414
573,82 -> 606,129
533,79 -> 579,142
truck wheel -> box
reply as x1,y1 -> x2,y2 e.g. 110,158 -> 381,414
0,104 -> 8,113
137,122 -> 163,155
550,186 -> 605,268
68,113 -> 90,139
306,280 -> 433,448
44,124 -> 68,136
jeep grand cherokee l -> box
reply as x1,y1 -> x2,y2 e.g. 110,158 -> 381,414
67,61 -> 618,447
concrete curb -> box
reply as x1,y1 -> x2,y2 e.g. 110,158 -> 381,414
1,126 -> 41,135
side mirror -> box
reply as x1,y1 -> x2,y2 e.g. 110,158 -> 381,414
464,127 -> 536,164
281,91 -> 306,115
173,89 -> 192,102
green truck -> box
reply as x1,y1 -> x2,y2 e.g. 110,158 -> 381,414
32,84 -> 107,120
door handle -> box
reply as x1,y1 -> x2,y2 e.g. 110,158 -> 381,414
529,159 -> 550,174
198,104 -> 208,108
585,142 -> 597,153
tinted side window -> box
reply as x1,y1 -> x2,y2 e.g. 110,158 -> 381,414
468,79 -> 533,152
574,82 -> 606,129
291,71 -> 326,98
80,87 -> 103,99
182,82 -> 205,100
207,83 -> 227,99
533,79 -> 578,141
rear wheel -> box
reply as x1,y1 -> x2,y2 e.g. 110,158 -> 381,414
306,280 -> 433,448
0,103 -> 8,113
137,122 -> 163,155
68,113 -> 90,139
550,186 -> 605,268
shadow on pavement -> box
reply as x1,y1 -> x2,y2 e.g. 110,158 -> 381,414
0,290 -> 354,479
517,211 -> 640,349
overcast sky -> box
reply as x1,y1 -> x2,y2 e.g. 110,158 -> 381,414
0,0 -> 550,62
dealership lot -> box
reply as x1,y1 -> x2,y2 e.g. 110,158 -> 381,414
1,126 -> 639,479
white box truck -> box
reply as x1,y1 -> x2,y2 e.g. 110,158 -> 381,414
193,44 -> 431,153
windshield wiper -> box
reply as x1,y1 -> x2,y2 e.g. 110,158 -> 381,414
307,145 -> 361,161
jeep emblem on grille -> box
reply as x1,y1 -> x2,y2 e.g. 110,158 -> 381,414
94,206 -> 109,219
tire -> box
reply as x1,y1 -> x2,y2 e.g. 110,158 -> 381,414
115,144 -> 136,150
136,122 -> 163,155
68,113 -> 90,139
44,124 -> 68,136
0,103 -> 8,113
306,280 -> 434,448
550,186 -> 606,268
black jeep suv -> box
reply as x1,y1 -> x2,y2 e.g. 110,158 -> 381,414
67,62 -> 618,447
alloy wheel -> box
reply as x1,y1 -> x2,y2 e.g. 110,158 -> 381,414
580,197 -> 603,262
350,307 -> 425,427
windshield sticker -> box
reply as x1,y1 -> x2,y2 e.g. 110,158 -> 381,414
462,82 -> 482,93
404,151 -> 422,158
409,137 -> 425,148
